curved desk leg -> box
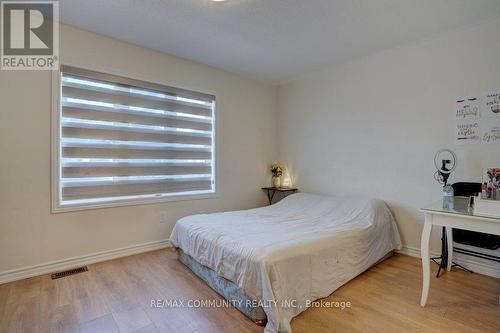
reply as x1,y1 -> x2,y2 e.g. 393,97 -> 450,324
420,214 -> 433,307
446,227 -> 453,272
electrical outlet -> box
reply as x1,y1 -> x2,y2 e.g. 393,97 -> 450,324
159,211 -> 168,223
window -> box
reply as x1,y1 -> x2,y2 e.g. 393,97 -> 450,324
52,66 -> 216,211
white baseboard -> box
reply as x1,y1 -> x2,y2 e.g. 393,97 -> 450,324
397,245 -> 500,279
0,239 -> 171,284
2,241 -> 496,284
397,245 -> 439,258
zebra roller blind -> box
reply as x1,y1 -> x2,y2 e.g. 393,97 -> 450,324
56,66 -> 216,209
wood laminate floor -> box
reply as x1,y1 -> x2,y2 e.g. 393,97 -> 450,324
0,250 -> 498,333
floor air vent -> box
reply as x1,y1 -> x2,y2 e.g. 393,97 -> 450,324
51,266 -> 88,279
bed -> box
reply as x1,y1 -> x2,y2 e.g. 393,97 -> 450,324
169,193 -> 402,333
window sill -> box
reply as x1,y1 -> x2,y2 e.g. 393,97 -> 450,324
51,191 -> 219,213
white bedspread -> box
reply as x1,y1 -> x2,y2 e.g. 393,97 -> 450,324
169,193 -> 402,333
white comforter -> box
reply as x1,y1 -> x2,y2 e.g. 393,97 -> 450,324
169,193 -> 402,333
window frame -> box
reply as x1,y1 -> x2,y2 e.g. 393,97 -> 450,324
51,65 -> 218,213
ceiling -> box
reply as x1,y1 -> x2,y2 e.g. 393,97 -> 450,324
59,0 -> 500,84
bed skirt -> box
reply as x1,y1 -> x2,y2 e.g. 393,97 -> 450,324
177,249 -> 268,326
177,248 -> 395,327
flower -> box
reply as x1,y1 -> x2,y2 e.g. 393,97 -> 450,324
270,162 -> 285,178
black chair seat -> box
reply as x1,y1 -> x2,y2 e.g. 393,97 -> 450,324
452,182 -> 500,250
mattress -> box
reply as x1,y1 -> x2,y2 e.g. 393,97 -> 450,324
170,193 -> 402,333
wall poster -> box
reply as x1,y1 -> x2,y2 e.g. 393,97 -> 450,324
455,97 -> 480,144
454,91 -> 500,145
481,91 -> 500,144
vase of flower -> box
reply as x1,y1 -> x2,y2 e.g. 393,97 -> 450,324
273,176 -> 281,187
270,163 -> 285,188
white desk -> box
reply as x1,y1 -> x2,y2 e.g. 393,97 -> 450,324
420,197 -> 500,306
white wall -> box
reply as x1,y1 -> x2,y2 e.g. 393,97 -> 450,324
2,19 -> 499,280
278,20 -> 500,253
0,24 -> 278,274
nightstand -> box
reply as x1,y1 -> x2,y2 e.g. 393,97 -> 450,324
261,187 -> 298,205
